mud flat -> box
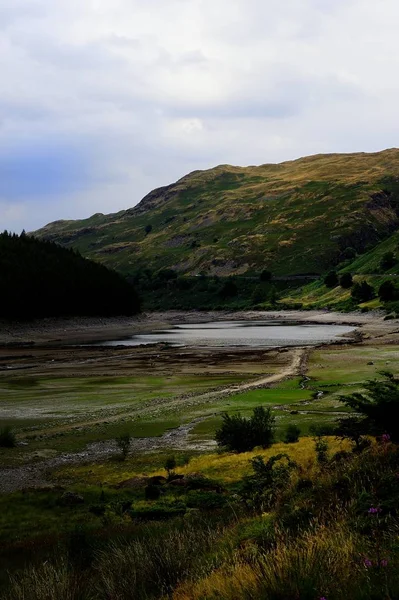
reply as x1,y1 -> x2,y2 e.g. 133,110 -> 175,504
0,309 -> 395,346
1,309 -> 399,493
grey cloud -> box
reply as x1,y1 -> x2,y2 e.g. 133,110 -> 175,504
0,0 -> 398,233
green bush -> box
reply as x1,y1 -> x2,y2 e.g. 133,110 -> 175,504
215,407 -> 275,452
338,372 -> 399,442
339,272 -> 353,289
115,432 -> 131,460
324,270 -> 338,288
284,424 -> 301,443
351,281 -> 375,303
380,251 -> 396,271
0,426 -> 16,448
379,280 -> 397,302
240,454 -> 298,512
164,456 -> 177,480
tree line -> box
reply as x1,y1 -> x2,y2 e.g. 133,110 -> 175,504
0,232 -> 140,319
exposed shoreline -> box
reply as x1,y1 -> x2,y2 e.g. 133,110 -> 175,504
0,309 -> 390,346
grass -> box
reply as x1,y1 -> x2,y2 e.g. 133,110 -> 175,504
7,439 -> 399,600
0,371 -> 254,465
56,437 -> 351,487
308,345 -> 399,386
33,149 -> 399,278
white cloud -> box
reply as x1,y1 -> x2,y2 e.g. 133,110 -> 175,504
1,0 -> 399,232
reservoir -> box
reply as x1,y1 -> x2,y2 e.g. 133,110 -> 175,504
91,320 -> 355,348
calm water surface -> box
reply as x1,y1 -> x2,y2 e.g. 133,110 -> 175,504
92,320 -> 355,348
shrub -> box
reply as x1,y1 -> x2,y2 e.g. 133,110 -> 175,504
260,269 -> 272,282
339,272 -> 353,289
145,485 -> 162,501
144,224 -> 152,235
340,246 -> 357,260
324,270 -> 338,288
0,426 -> 16,448
379,280 -> 397,302
380,251 -> 396,271
338,372 -> 399,442
240,454 -> 298,512
351,281 -> 375,303
164,456 -> 177,480
116,432 -> 131,460
284,424 -> 301,444
335,415 -> 371,452
314,437 -> 329,465
215,407 -> 275,453
219,279 -> 238,298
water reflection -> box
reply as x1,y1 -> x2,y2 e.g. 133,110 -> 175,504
90,320 -> 355,348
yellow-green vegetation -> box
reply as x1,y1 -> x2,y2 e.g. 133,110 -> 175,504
3,440 -> 399,600
33,149 -> 399,278
55,436 -> 346,485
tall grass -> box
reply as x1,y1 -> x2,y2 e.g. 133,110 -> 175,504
4,558 -> 83,600
174,523 -> 399,600
3,520 -> 226,600
93,521 -> 223,599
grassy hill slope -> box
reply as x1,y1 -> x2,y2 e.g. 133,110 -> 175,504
34,149 -> 399,277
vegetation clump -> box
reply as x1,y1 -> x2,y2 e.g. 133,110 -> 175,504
339,272 -> 353,288
284,424 -> 301,443
115,432 -> 131,461
351,280 -> 375,303
0,426 -> 16,448
215,407 -> 275,452
338,372 -> 399,442
324,270 -> 339,288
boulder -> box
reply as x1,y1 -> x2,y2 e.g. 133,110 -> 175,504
148,475 -> 167,486
117,477 -> 148,489
60,491 -> 84,506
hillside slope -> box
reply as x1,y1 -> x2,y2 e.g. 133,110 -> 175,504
34,149 -> 399,277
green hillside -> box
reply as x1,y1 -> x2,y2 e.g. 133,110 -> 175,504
34,149 -> 399,278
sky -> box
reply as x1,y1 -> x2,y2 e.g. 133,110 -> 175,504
1,0 -> 399,232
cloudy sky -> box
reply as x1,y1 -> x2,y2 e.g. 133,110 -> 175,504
1,0 -> 399,232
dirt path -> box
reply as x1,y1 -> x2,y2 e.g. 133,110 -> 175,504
0,348 -> 308,493
224,347 -> 306,391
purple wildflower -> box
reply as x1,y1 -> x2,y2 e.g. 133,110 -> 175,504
382,433 -> 391,443
368,507 -> 381,514
364,559 -> 373,568
380,559 -> 388,567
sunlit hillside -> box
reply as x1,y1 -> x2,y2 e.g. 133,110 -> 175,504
33,149 -> 399,277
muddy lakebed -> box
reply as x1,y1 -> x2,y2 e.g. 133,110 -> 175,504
3,311 -> 399,492
88,320 -> 356,348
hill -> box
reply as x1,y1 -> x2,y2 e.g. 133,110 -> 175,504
33,149 -> 399,278
0,232 -> 140,320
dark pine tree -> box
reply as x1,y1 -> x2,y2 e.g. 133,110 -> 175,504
0,232 -> 140,320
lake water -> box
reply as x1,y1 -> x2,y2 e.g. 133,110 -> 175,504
91,320 -> 355,348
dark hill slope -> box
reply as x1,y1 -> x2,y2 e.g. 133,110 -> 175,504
34,149 -> 399,277
0,232 -> 140,319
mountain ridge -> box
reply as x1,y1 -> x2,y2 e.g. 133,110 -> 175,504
33,149 -> 399,277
